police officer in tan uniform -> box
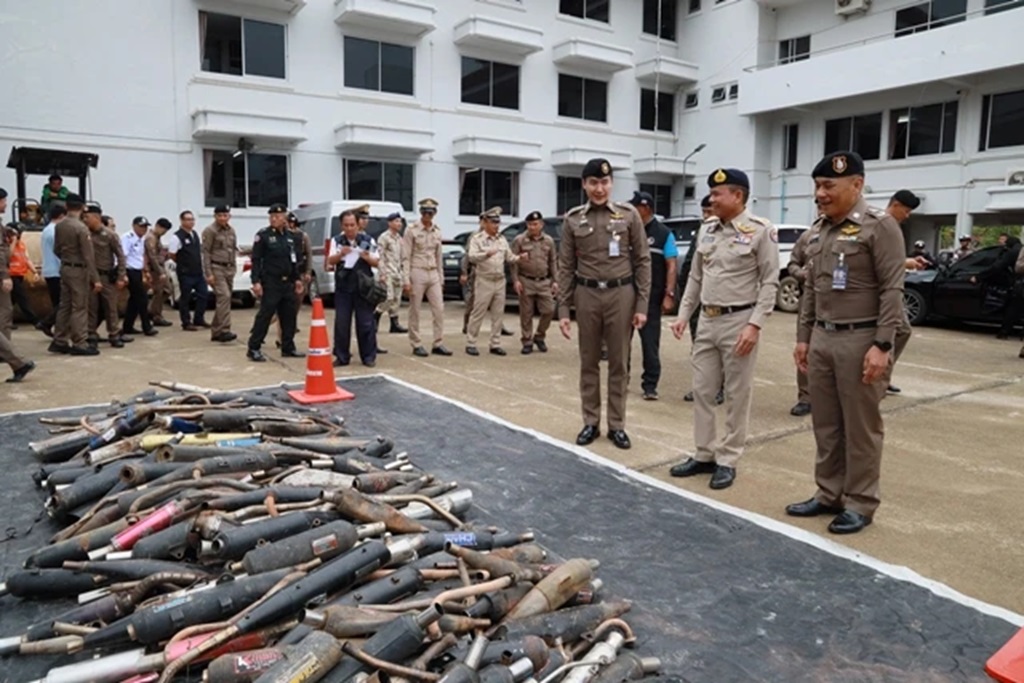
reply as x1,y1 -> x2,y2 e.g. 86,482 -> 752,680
146,218 -> 173,326
787,151 -> 906,534
402,198 -> 450,357
376,212 -> 407,334
669,169 -> 779,490
512,210 -> 557,354
0,187 -> 35,381
85,206 -> 129,348
51,194 -> 102,356
558,158 -> 651,450
788,228 -> 815,417
465,207 -> 524,356
201,205 -> 238,343
883,189 -> 920,394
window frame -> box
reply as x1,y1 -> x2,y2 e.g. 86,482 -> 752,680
639,183 -> 673,217
199,11 -> 287,81
688,0 -> 701,12
642,0 -> 677,41
460,56 -> 521,110
888,100 -> 958,159
343,36 -> 414,96
203,149 -> 290,209
557,74 -> 609,123
344,159 -> 415,211
979,89 -> 1024,151
558,0 -> 611,23
823,112 -> 883,160
557,175 -> 587,215
640,88 -> 675,133
984,0 -> 1024,14
711,86 -> 726,104
778,35 -> 811,65
894,0 -> 967,37
684,91 -> 699,110
782,123 -> 799,171
458,168 -> 520,217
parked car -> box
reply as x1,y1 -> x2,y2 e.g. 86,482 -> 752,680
903,245 -> 1011,326
165,252 -> 255,311
442,241 -> 465,300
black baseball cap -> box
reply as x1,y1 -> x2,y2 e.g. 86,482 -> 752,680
268,203 -> 288,214
133,215 -> 151,226
891,189 -> 920,210
700,195 -> 712,209
630,190 -> 654,208
581,158 -> 613,180
214,204 -> 231,214
525,210 -> 544,222
83,205 -> 103,215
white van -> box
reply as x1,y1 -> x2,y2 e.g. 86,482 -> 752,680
292,200 -> 407,301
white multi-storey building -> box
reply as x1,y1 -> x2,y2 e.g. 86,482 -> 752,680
0,0 -> 1022,246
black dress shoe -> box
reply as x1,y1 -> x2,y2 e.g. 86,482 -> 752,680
182,324 -> 198,331
122,328 -> 143,335
7,361 -> 36,383
576,425 -> 599,445
501,327 -> 514,336
119,335 -> 134,343
642,390 -> 658,401
489,347 -> 507,356
886,385 -> 901,394
144,328 -> 159,337
413,346 -> 428,357
109,338 -> 125,348
47,341 -> 70,354
466,346 -> 480,356
376,347 -> 388,354
828,510 -> 872,534
709,465 -> 736,490
70,346 -> 99,356
785,498 -> 844,517
521,344 -> 533,355
535,340 -> 547,353
669,458 -> 716,477
282,349 -> 305,358
363,359 -> 376,368
334,358 -> 350,367
431,345 -> 453,356
247,349 -> 267,362
153,318 -> 172,327
196,321 -> 211,328
790,401 -> 811,417
607,430 -> 631,449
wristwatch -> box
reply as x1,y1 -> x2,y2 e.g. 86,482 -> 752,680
872,340 -> 893,352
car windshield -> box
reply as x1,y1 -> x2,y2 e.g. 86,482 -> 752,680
664,219 -> 700,243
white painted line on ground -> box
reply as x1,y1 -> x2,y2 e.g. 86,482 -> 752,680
378,374 -> 1024,628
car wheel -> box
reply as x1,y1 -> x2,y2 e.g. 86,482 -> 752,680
903,288 -> 928,325
776,275 -> 801,313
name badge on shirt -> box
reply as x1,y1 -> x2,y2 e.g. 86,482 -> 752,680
609,234 -> 621,257
832,253 -> 848,290
733,235 -> 753,246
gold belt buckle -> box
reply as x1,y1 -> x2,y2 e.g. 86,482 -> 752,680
704,306 -> 721,317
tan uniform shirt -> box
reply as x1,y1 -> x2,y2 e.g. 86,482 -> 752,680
144,231 -> 165,278
401,221 -> 443,285
54,216 -> 99,283
557,201 -> 652,318
798,198 -> 906,345
201,223 -> 238,278
467,230 -> 519,278
787,228 -> 816,282
0,237 -> 9,277
511,233 -> 557,281
91,227 -> 126,279
378,230 -> 404,280
678,210 -> 780,329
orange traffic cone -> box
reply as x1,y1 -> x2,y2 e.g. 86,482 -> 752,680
288,297 -> 354,404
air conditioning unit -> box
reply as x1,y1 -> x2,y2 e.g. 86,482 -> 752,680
1007,170 -> 1024,186
836,0 -> 871,15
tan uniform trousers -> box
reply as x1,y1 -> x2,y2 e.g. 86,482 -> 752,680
808,326 -> 889,518
518,277 -> 554,343
466,274 -> 506,349
0,288 -> 12,340
55,266 -> 90,347
883,309 -> 914,386
691,309 -> 760,468
89,280 -> 120,338
377,276 -> 403,318
576,284 -> 634,432
149,278 -> 170,320
796,306 -> 810,403
408,268 -> 444,348
210,265 -> 234,337
0,327 -> 27,369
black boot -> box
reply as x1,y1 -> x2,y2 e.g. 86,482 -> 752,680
389,316 -> 408,334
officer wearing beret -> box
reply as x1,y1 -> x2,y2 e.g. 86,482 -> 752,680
246,203 -> 305,362
883,189 -> 921,394
85,205 -> 130,348
787,151 -> 906,534
146,217 -> 174,326
669,169 -> 779,490
201,204 -> 238,343
50,194 -> 102,355
0,187 -> 36,381
511,210 -> 557,354
558,158 -> 652,450
402,198 -> 451,357
682,195 -> 723,405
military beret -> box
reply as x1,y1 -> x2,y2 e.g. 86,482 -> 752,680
155,217 -> 172,230
525,210 -> 544,222
581,158 -> 613,180
132,215 -> 151,226
83,204 -> 103,215
268,203 -> 288,214
418,198 -> 439,211
480,206 -> 502,220
812,151 -> 865,178
386,211 -> 402,221
891,189 -> 920,210
700,195 -> 712,209
214,204 -> 231,214
707,168 -> 749,190
630,190 -> 654,208
0,187 -> 7,199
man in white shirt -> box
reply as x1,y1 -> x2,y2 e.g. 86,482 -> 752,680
121,216 -> 158,336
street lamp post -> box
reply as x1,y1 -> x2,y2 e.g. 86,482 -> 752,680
681,143 -> 706,217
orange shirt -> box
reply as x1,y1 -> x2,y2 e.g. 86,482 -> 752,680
9,239 -> 31,277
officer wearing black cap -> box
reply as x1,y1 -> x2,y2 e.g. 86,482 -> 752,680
681,194 -> 724,405
629,190 -> 678,400
246,203 -> 305,362
511,210 -> 557,354
884,189 -> 923,394
787,151 -> 906,535
201,205 -> 238,343
557,158 -> 652,450
120,216 -> 158,337
0,186 -> 36,381
669,168 -> 779,491
146,218 -> 173,326
169,209 -> 209,331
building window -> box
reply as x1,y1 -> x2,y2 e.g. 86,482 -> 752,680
783,123 -> 799,170
683,185 -> 696,200
824,113 -> 883,160
979,89 -> 1024,151
889,101 -> 958,159
711,86 -> 726,103
895,0 -> 967,37
459,168 -> 519,217
985,0 -> 1024,14
345,160 -> 414,211
643,0 -> 677,40
559,0 -> 610,22
728,83 -> 739,100
199,11 -> 285,79
684,92 -> 699,109
557,176 -> 586,215
639,183 -> 672,217
640,89 -> 674,132
778,35 -> 810,64
461,57 -> 519,110
558,75 -> 608,122
343,37 -> 413,95
689,0 -> 701,12
203,150 -> 288,208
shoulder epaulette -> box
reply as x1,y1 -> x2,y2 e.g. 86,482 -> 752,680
565,204 -> 585,217
866,206 -> 886,217
748,214 -> 771,227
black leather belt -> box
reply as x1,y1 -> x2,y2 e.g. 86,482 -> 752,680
62,262 -> 85,268
212,260 -> 233,267
815,319 -> 878,331
522,275 -> 550,281
575,276 -> 633,289
702,303 -> 755,317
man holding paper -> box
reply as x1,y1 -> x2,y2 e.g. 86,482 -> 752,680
327,209 -> 381,367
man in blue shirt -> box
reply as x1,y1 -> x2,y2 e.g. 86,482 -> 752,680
36,203 -> 67,337
630,191 -> 678,400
